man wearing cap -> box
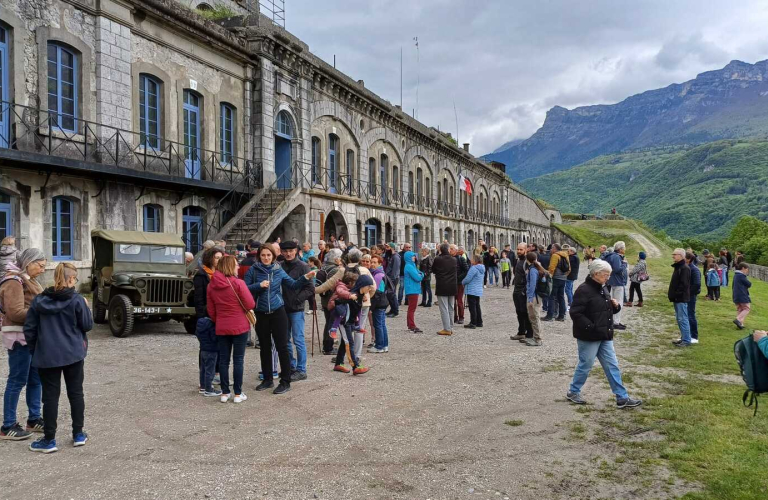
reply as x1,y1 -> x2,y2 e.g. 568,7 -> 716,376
279,241 -> 314,381
385,243 -> 401,317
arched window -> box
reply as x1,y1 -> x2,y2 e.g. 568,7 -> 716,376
311,137 -> 320,184
408,171 -> 414,203
346,149 -> 355,190
139,74 -> 161,149
328,134 -> 339,192
380,154 -> 388,204
425,176 -> 431,201
275,110 -> 293,138
392,165 -> 399,198
220,103 -> 235,164
416,168 -> 423,198
182,206 -> 204,254
52,196 -> 74,259
449,186 -> 454,206
143,204 -> 162,232
47,43 -> 78,132
368,158 -> 376,196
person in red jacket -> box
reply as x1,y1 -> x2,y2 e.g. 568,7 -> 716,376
207,255 -> 255,404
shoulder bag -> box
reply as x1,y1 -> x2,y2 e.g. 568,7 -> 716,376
227,278 -> 257,326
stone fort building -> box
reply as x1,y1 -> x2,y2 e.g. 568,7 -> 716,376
0,0 -> 552,279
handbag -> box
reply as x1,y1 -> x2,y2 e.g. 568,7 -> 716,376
638,271 -> 650,282
227,278 -> 257,326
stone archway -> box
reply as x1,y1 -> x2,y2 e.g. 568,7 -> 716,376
269,204 -> 307,243
323,209 -> 348,242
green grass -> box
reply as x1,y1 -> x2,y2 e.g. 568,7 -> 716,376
554,219 -> 658,257
504,419 -> 524,427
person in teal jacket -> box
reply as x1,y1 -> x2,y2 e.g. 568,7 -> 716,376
462,254 -> 485,328
403,251 -> 424,333
754,330 -> 768,359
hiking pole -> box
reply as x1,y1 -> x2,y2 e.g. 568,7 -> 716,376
310,307 -> 316,357
315,307 -> 322,354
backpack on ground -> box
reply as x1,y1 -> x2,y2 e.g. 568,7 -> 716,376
734,334 -> 768,415
536,272 -> 553,298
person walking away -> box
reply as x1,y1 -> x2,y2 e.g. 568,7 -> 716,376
705,262 -> 721,301
566,260 -> 641,408
403,250 -> 425,333
0,248 -> 46,441
500,251 -> 512,288
194,247 -> 222,391
669,248 -> 692,347
686,252 -> 701,344
432,243 -> 457,336
524,252 -> 545,346
24,262 -> 92,453
565,245 -> 580,309
207,256 -> 256,404
628,252 -> 647,306
279,241 -> 315,382
545,243 -> 570,322
538,245 -> 551,315
604,241 -> 627,330
368,255 -> 391,352
245,244 -> 315,395
462,254 -> 485,329
732,262 -> 752,330
510,243 -> 533,341
452,245 -> 469,325
419,247 -> 433,307
384,243 -> 401,317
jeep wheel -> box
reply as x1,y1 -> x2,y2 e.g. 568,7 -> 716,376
92,290 -> 107,324
183,318 -> 197,335
109,295 -> 135,338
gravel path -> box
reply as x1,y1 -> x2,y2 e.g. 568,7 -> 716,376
0,266 -> 671,499
628,233 -> 662,258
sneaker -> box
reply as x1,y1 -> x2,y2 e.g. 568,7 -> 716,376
73,432 -> 88,447
198,387 -> 206,395
290,371 -> 308,382
220,393 -> 231,403
26,418 -> 44,434
673,341 -> 692,347
306,310 -> 314,315
367,342 -> 375,348
1,423 -> 32,441
555,317 -> 566,322
541,317 -> 554,322
464,324 -> 476,329
353,365 -> 369,375
333,364 -> 351,373
386,313 -> 398,318
273,381 -> 291,395
510,334 -> 526,341
368,346 -> 386,353
437,330 -> 453,336
255,380 -> 274,391
566,392 -> 586,405
383,346 -> 389,353
455,319 -> 464,325
212,375 -> 221,386
323,349 -> 339,356
29,437 -> 57,453
623,302 -> 633,307
411,328 -> 423,334
519,337 -> 530,343
203,389 -> 223,397
690,338 -> 699,344
734,319 -> 744,330
525,338 -> 543,346
616,397 -> 642,409
246,341 -> 255,347
636,302 -> 643,307
233,393 -> 248,404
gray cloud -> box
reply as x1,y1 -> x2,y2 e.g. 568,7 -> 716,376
285,0 -> 768,155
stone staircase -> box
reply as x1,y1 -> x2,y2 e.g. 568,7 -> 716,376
222,187 -> 301,253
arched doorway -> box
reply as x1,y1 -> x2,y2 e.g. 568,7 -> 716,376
412,224 -> 423,249
466,229 -> 475,250
385,222 -> 393,243
274,111 -> 294,189
182,206 -> 205,254
443,227 -> 453,243
270,204 -> 306,242
364,218 -> 381,247
484,231 -> 491,248
324,210 -> 348,242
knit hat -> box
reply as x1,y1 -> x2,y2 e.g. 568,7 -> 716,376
388,242 -> 397,250
639,251 -> 647,260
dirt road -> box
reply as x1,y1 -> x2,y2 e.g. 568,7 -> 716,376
628,232 -> 662,258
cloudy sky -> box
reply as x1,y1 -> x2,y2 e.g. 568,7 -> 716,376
283,0 -> 768,155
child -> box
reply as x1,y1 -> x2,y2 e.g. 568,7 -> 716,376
500,251 -> 512,288
462,253 -> 485,329
0,236 -> 18,279
705,262 -> 721,301
732,262 -> 752,330
195,317 -> 222,397
333,274 -> 373,375
328,271 -> 359,338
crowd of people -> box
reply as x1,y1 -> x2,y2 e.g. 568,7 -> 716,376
0,229 -> 759,453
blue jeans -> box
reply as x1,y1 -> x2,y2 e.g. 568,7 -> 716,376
199,351 -> 218,392
398,275 -> 405,304
286,311 -> 307,373
687,296 -> 698,340
372,308 -> 389,349
546,279 -> 567,320
217,332 -> 248,396
565,280 -> 575,306
569,339 -> 628,399
3,343 -> 42,428
674,302 -> 691,343
488,267 -> 500,285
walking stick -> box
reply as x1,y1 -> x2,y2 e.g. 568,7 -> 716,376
310,307 -> 316,357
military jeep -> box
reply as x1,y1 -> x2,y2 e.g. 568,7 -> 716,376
90,230 -> 196,337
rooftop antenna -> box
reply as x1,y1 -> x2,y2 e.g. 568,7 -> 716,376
413,36 -> 419,120
400,46 -> 403,108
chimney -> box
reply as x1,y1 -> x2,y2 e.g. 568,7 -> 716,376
463,143 -> 470,152
357,79 -> 365,87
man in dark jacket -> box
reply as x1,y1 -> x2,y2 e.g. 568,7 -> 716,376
452,245 -> 469,324
669,248 -> 692,347
385,243 -> 401,317
686,252 -> 701,344
510,243 -> 533,341
280,241 -> 314,380
432,243 -> 457,335
604,241 -> 627,330
566,259 -> 641,408
419,247 -> 433,307
566,246 -> 580,308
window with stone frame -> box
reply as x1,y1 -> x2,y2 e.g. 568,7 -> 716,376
139,74 -> 161,149
368,157 -> 376,196
52,196 -> 75,259
47,43 -> 79,133
143,204 -> 162,232
220,103 -> 235,164
311,137 -> 320,184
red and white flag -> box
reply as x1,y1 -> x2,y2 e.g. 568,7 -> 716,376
458,174 -> 473,195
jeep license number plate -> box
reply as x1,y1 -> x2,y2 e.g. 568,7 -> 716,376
133,307 -> 160,314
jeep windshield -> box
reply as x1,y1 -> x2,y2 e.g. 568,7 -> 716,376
115,244 -> 184,264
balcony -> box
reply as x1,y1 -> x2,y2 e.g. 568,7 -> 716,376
0,101 -> 256,193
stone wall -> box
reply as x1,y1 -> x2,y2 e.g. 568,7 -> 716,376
746,263 -> 768,283
551,226 -> 583,253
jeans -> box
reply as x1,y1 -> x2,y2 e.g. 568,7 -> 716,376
565,280 -> 575,306
687,296 -> 699,340
198,349 -> 219,389
38,360 -> 85,441
488,267 -> 500,285
673,302 -> 691,343
454,284 -> 465,321
437,295 -> 455,332
406,294 -> 419,330
217,332 -> 248,396
200,351 -> 218,392
256,308 -> 292,384
513,291 -> 532,336
286,311 -> 307,373
467,295 -> 483,327
398,275 -> 405,304
569,340 -> 628,399
421,275 -> 433,305
546,279 -> 567,320
3,343 -> 42,429
502,270 -> 512,287
387,278 -> 400,315
335,323 -> 359,367
372,308 -> 389,349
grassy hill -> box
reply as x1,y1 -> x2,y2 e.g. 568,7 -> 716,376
519,140 -> 768,240
554,219 -> 670,258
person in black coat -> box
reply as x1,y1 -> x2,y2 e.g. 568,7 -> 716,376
566,259 -> 641,409
279,241 -> 314,380
452,245 -> 470,324
565,246 -> 580,307
511,243 -> 533,341
668,248 -> 692,346
686,252 -> 701,344
418,247 -> 434,307
432,243 -> 457,335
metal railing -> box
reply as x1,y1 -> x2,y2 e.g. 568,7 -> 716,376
0,100 -> 253,187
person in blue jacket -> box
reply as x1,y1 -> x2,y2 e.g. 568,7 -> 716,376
603,241 -> 627,330
23,262 -> 93,454
195,317 -> 221,397
462,253 -> 485,329
403,250 -> 425,333
524,252 -> 546,346
753,330 -> 768,359
244,243 -> 315,395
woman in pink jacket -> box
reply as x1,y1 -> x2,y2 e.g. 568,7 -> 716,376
207,255 -> 255,404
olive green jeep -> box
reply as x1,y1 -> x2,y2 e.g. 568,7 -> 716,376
90,230 -> 196,337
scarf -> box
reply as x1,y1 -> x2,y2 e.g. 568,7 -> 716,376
202,265 -> 215,278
